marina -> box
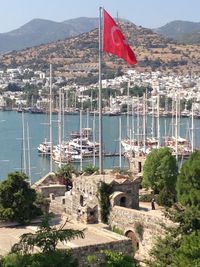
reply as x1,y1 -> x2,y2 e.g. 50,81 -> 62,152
0,110 -> 200,183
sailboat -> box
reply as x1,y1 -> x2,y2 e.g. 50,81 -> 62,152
121,93 -> 159,157
164,93 -> 192,158
37,138 -> 51,155
37,65 -> 53,159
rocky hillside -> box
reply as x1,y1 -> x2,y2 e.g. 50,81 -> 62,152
0,22 -> 200,82
154,20 -> 200,44
0,17 -> 99,54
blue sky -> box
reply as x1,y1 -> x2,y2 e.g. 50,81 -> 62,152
0,0 -> 200,33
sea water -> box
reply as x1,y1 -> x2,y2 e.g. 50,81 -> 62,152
0,111 -> 198,182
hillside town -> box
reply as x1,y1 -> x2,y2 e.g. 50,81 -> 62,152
0,67 -> 200,116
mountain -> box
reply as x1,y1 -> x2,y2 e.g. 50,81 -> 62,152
154,20 -> 200,44
1,21 -> 200,81
0,17 -> 99,54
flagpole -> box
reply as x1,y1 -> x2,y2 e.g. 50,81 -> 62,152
99,6 -> 103,173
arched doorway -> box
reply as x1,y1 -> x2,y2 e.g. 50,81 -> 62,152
119,196 -> 126,207
125,230 -> 139,249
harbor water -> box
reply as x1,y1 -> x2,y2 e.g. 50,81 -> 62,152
0,110 -> 199,182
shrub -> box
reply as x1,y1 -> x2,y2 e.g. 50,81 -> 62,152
112,225 -> 124,235
83,164 -> 99,175
134,222 -> 144,241
139,194 -> 153,202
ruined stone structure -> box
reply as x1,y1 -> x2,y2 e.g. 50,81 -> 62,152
48,170 -> 140,224
71,238 -> 133,267
36,170 -> 171,264
129,153 -> 146,175
109,205 -> 173,263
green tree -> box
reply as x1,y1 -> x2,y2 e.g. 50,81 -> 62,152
148,230 -> 180,267
0,172 -> 42,223
83,164 -> 99,175
176,151 -> 200,208
172,231 -> 200,267
103,250 -> 137,267
1,247 -> 78,267
147,151 -> 200,266
0,216 -> 83,267
148,223 -> 200,267
55,164 -> 75,190
98,182 -> 113,223
142,148 -> 178,206
12,216 -> 84,254
5,83 -> 21,92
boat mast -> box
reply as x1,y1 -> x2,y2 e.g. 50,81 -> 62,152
22,111 -> 26,174
80,109 -> 83,171
62,89 -> 65,142
49,64 -> 53,172
93,111 -> 96,166
127,81 -> 130,137
157,94 -> 160,148
132,99 -> 135,143
171,92 -> 174,137
137,96 -> 140,151
143,93 -> 146,153
175,94 -> 178,160
99,7 -> 103,173
119,116 -> 122,168
86,108 -> 89,132
151,95 -> 155,139
58,88 -> 62,168
191,103 -> 194,152
27,122 -> 31,185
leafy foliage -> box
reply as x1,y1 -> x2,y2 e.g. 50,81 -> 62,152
0,250 -> 78,267
167,205 -> 200,235
102,250 -> 137,267
0,172 -> 42,223
142,148 -> 178,206
12,216 -> 84,254
112,225 -> 124,235
55,164 -> 75,190
123,85 -> 152,97
148,231 -> 181,267
134,222 -> 144,241
0,216 -> 83,267
139,194 -> 153,202
176,151 -> 200,208
141,152 -> 200,266
172,231 -> 200,267
83,164 -> 99,175
98,182 -> 113,224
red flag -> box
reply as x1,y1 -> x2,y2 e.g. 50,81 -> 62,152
103,9 -> 137,65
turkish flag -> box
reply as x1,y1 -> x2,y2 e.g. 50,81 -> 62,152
103,9 -> 137,65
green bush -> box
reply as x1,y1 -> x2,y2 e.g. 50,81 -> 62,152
83,164 -> 99,175
0,251 -> 78,267
139,194 -> 153,202
98,182 -> 113,223
0,172 -> 42,223
157,187 -> 174,207
102,250 -> 137,267
134,222 -> 144,241
112,225 -> 124,235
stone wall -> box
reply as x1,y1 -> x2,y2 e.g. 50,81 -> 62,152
71,239 -> 133,267
39,184 -> 66,198
111,180 -> 140,209
109,206 -> 172,262
49,191 -> 73,215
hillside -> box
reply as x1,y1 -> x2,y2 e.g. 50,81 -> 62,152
155,20 -> 200,44
0,22 -> 200,82
0,17 -> 99,54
